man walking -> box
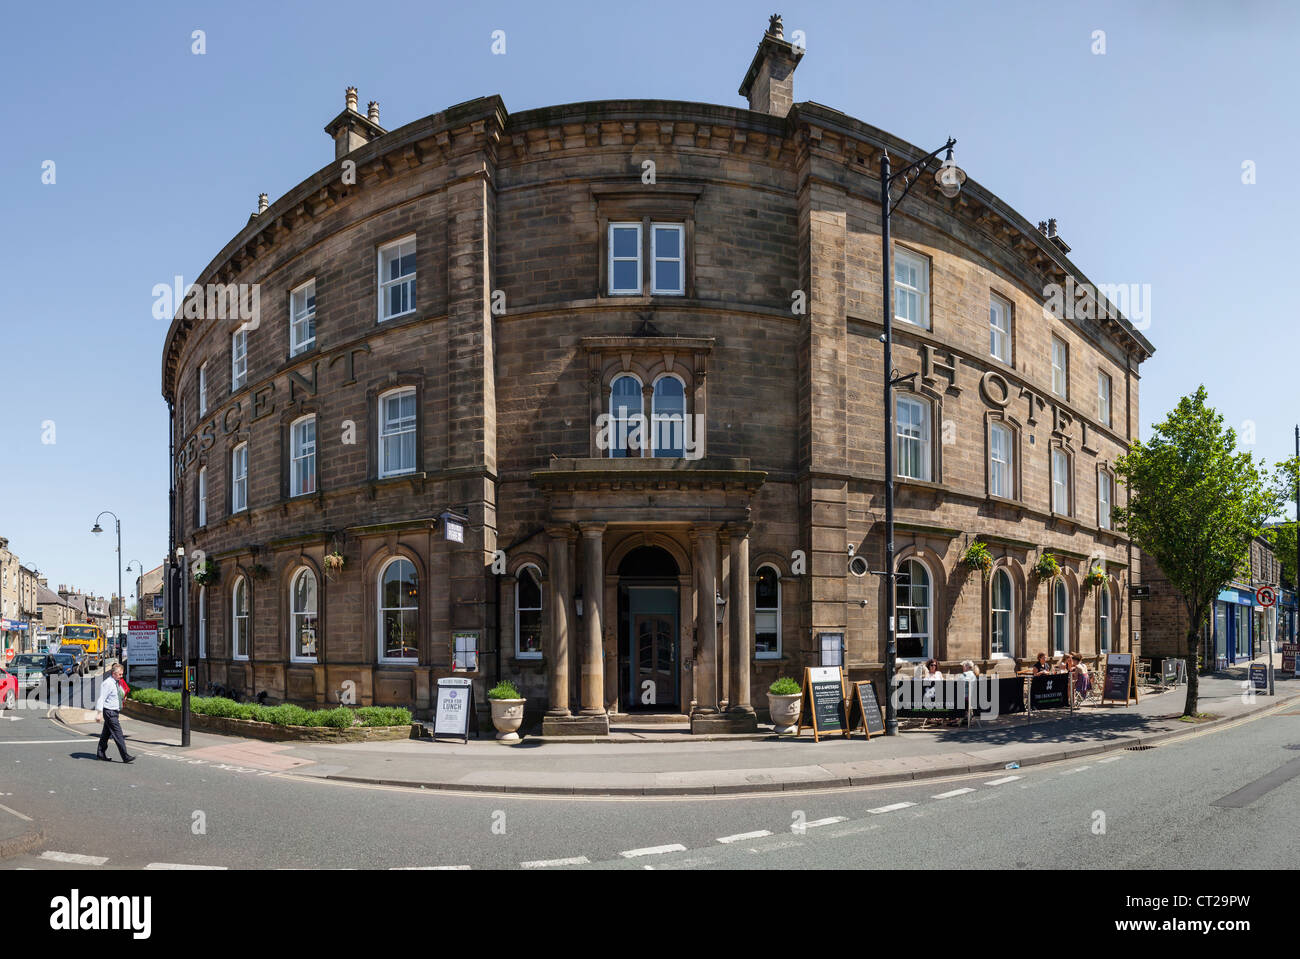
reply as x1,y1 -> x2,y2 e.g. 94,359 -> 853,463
93,663 -> 135,763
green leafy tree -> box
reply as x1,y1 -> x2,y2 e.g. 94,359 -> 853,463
1113,387 -> 1280,716
1268,456 -> 1300,590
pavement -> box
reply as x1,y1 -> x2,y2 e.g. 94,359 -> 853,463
48,656 -> 1299,798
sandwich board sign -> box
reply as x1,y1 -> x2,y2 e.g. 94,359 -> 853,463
1249,663 -> 1269,692
1101,652 -> 1138,706
433,677 -> 476,743
797,666 -> 848,741
847,679 -> 885,739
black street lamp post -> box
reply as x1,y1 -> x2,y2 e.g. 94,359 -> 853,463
879,139 -> 965,736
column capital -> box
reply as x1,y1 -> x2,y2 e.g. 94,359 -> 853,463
577,522 -> 607,538
725,521 -> 753,537
545,524 -> 577,542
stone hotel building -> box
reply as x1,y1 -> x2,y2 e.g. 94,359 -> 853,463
161,17 -> 1153,732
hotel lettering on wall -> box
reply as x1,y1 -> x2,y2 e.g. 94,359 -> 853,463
174,344 -> 372,476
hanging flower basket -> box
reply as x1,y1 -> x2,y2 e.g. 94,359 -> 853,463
1084,566 -> 1108,589
1034,552 -> 1061,581
192,559 -> 219,587
324,551 -> 346,576
961,541 -> 994,580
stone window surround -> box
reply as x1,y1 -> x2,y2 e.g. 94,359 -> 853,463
893,381 -> 944,485
583,336 -> 712,460
592,185 -> 702,301
285,561 -> 322,664
1049,440 -> 1075,519
984,410 -> 1022,504
988,289 -> 1014,366
893,244 -> 931,331
230,573 -> 250,661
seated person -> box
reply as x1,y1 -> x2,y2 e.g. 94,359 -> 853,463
959,659 -> 978,682
924,658 -> 943,679
1032,652 -> 1051,674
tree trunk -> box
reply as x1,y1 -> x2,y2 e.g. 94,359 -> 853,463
1184,625 -> 1200,717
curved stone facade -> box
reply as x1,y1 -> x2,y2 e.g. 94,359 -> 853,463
162,21 -> 1153,726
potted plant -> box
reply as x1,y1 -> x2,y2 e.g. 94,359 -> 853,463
324,551 -> 346,579
487,680 -> 526,741
192,559 -> 218,586
962,541 -> 994,580
1084,565 -> 1108,590
1034,552 -> 1061,581
768,676 -> 802,735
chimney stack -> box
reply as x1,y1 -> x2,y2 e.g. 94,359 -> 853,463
738,14 -> 804,117
325,86 -> 388,160
367,101 -> 380,124
346,86 -> 358,112
1042,217 -> 1071,254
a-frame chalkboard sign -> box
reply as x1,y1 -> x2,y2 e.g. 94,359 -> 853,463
797,666 -> 848,742
1101,653 -> 1138,706
847,679 -> 885,739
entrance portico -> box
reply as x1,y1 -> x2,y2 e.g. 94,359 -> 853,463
533,457 -> 765,736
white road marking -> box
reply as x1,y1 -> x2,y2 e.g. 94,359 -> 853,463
868,802 -> 916,814
717,830 -> 772,844
804,816 -> 848,828
144,863 -> 227,870
0,803 -> 33,822
520,856 -> 590,868
985,775 -> 1021,786
932,787 -> 976,799
620,844 -> 687,858
40,851 -> 108,865
389,865 -> 471,870
1,740 -> 81,745
1061,766 -> 1092,775
1096,755 -> 1123,764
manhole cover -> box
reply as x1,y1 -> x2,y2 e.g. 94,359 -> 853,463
1125,745 -> 1155,751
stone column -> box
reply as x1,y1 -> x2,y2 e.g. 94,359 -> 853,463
546,526 -> 572,717
729,523 -> 754,714
692,524 -> 720,712
579,523 -> 606,716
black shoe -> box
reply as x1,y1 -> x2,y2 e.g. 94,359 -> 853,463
96,753 -> 111,762
122,755 -> 136,764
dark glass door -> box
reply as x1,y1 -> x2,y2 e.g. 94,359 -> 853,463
632,614 -> 676,709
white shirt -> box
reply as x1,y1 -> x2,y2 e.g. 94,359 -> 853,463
95,677 -> 122,712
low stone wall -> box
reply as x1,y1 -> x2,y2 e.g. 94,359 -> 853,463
122,698 -> 417,743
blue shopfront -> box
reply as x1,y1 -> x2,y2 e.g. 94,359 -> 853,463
1211,587 -> 1255,669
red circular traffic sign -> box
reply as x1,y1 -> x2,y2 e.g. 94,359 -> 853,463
1256,586 -> 1277,607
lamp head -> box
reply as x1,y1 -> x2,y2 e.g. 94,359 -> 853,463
935,146 -> 966,199
91,524 -> 103,535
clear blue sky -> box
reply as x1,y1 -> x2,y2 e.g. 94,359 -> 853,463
1,0 -> 1296,601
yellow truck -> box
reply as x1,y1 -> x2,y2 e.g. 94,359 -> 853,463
58,624 -> 107,670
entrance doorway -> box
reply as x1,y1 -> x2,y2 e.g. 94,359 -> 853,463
617,546 -> 680,712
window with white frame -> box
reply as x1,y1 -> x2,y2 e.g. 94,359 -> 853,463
651,223 -> 685,295
893,248 -> 930,329
231,330 -> 248,391
378,388 -> 417,477
231,442 -> 249,513
1098,468 -> 1113,530
1052,579 -> 1068,656
989,422 -> 1013,498
651,374 -> 686,457
608,223 -> 641,295
378,236 -> 416,321
515,564 -> 543,659
290,415 -> 317,497
1051,336 -> 1068,398
197,466 -> 207,527
991,568 -> 1014,657
290,279 -> 316,355
1051,448 -> 1071,515
232,576 -> 249,659
608,375 -> 643,458
378,558 -> 419,662
1098,370 -> 1111,427
896,559 -> 932,659
755,565 -> 781,658
290,567 -> 318,661
896,396 -> 932,481
989,293 -> 1012,363
198,586 -> 206,659
1099,586 -> 1112,653
198,362 -> 208,416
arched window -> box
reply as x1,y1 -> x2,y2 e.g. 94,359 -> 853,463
1099,585 -> 1112,654
232,576 -> 249,660
198,586 -> 207,659
991,569 -> 1014,658
896,558 -> 932,659
290,568 -> 318,662
651,375 -> 686,457
515,564 -> 543,659
609,375 -> 643,458
378,558 -> 419,662
1052,580 -> 1068,657
755,565 -> 781,659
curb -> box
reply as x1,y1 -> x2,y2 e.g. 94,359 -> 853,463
303,690 -> 1300,798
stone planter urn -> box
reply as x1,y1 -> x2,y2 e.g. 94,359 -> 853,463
489,698 -> 526,741
768,692 -> 802,735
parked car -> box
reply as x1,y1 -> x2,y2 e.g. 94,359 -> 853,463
0,666 -> 16,709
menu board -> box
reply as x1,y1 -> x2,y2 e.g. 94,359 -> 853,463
1029,673 -> 1071,711
848,680 -> 885,738
1102,653 -> 1136,705
798,667 -> 848,742
1281,643 -> 1298,676
433,677 -> 476,742
1249,664 -> 1269,691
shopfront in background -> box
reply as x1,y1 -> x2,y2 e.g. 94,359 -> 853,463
1212,587 -> 1255,668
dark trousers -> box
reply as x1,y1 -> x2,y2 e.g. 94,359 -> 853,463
98,708 -> 129,759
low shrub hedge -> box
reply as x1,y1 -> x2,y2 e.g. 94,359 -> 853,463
127,687 -> 411,728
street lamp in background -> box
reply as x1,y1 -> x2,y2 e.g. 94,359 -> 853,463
878,138 -> 966,736
124,561 -> 144,620
91,511 -> 123,669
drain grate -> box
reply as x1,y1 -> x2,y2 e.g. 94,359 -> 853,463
1125,745 -> 1155,751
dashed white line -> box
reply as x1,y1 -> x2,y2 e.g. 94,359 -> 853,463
985,775 -> 1021,786
40,851 -> 108,865
520,856 -> 590,868
620,844 -> 688,859
0,803 -> 33,822
1096,755 -> 1123,764
389,865 -> 472,870
717,830 -> 772,844
932,787 -> 976,799
1061,766 -> 1092,775
804,816 -> 848,829
144,863 -> 227,870
868,801 -> 917,814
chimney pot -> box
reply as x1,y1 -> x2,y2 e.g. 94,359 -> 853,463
257,193 -> 269,215
768,13 -> 784,38
367,100 -> 380,123
1047,217 -> 1058,237
346,86 -> 358,111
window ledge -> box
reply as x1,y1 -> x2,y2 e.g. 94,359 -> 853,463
985,494 -> 1023,511
895,477 -> 945,495
367,472 -> 426,499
